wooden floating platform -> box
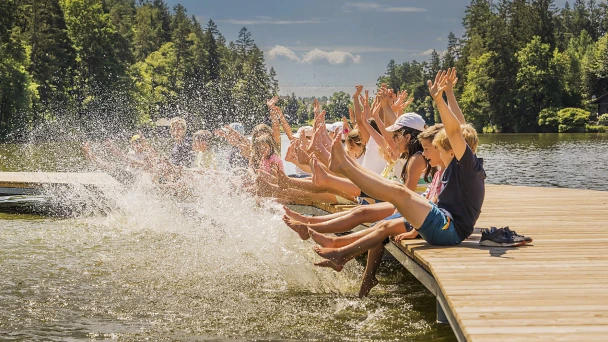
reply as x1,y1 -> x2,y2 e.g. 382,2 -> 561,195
314,184 -> 608,342
0,172 -> 121,196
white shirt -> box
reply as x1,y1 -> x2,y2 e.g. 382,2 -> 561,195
361,138 -> 387,175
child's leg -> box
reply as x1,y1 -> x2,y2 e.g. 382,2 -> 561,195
359,243 -> 384,298
301,204 -> 395,234
314,218 -> 407,266
308,225 -> 376,248
312,158 -> 360,199
328,134 -> 432,228
284,205 -> 351,224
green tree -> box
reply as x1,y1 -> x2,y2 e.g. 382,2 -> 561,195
0,0 -> 35,139
325,91 -> 351,121
18,0 -> 76,122
515,36 -> 563,132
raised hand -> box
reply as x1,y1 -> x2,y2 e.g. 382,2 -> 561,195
391,90 -> 413,114
444,68 -> 458,91
354,85 -> 363,98
313,98 -> 320,115
266,95 -> 279,108
427,70 -> 448,99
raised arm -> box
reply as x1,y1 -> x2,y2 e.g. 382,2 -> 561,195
348,107 -> 356,129
352,85 -> 369,144
370,98 -> 399,159
359,95 -> 386,150
378,85 -> 398,126
269,108 -> 282,148
443,68 -> 466,124
428,70 -> 466,160
391,90 -> 414,116
271,105 -> 295,140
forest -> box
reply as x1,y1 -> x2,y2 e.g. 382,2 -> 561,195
2,0 -> 608,142
0,0 -> 279,141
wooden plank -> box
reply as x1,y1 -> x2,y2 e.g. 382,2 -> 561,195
312,184 -> 608,341
0,171 -> 121,189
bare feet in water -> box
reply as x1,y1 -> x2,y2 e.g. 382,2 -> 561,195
275,165 -> 290,190
358,276 -> 379,298
312,245 -> 345,266
314,259 -> 343,272
308,228 -> 337,248
282,215 -> 310,240
283,205 -> 312,223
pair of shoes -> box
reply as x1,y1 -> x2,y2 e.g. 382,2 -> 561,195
503,226 -> 533,244
479,227 -> 529,247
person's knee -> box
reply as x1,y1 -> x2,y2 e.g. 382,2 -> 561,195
375,221 -> 391,234
351,206 -> 367,219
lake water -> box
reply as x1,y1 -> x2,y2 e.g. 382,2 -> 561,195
0,133 -> 607,341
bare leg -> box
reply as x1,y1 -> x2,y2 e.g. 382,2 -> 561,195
328,134 -> 432,228
284,205 -> 351,224
309,226 -> 376,248
276,165 -> 324,193
312,158 -> 360,199
305,204 -> 395,234
359,243 -> 384,298
313,219 -> 406,266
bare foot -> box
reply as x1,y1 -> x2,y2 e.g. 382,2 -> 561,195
295,142 -> 312,166
257,169 -> 276,185
283,215 -> 310,240
327,133 -> 348,175
275,165 -> 290,190
311,158 -> 329,188
314,259 -> 343,272
283,205 -> 312,223
358,276 -> 379,298
308,228 -> 337,248
313,245 -> 345,265
256,173 -> 276,197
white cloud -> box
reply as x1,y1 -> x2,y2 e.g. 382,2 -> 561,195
343,2 -> 427,13
268,45 -> 300,62
218,16 -> 324,25
412,49 -> 435,57
277,45 -> 411,53
267,45 -> 362,65
302,49 -> 362,65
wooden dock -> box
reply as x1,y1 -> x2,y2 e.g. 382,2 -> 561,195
315,184 -> 608,341
0,172 -> 121,195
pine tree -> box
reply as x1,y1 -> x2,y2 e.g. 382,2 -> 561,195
169,4 -> 193,95
236,27 -> 254,57
203,20 -> 221,83
18,0 -> 76,119
0,0 -> 35,138
269,67 -> 279,95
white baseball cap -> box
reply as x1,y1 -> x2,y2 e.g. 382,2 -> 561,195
385,113 -> 427,132
331,121 -> 344,133
293,125 -> 313,138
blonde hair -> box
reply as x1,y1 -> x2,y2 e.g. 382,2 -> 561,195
419,124 -> 444,142
344,129 -> 366,155
433,124 -> 479,154
250,135 -> 276,169
170,117 -> 187,130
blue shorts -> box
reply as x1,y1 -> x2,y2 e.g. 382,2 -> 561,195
417,202 -> 462,246
373,212 -> 414,245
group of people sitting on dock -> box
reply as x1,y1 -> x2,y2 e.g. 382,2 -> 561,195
82,68 -> 530,297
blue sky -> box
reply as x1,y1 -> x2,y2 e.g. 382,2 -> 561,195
166,0 -> 570,97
